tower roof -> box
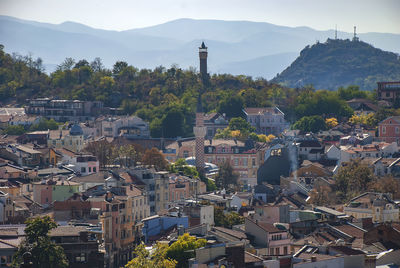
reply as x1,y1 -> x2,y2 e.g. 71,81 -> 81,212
199,42 -> 207,49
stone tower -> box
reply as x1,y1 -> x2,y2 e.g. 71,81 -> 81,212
199,42 -> 208,78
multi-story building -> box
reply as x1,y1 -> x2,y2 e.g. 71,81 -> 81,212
49,225 -> 104,268
25,98 -> 103,122
243,107 -> 289,135
95,116 -> 150,138
48,124 -> 85,153
97,187 -> 149,268
163,139 -> 264,188
344,192 -> 399,223
245,217 -> 291,256
0,191 -> 14,224
32,177 -> 82,206
377,81 -> 400,103
56,148 -> 99,176
128,167 -> 169,215
203,113 -> 229,139
378,116 -> 400,144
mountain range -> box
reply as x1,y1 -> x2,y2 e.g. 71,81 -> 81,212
0,15 -> 400,80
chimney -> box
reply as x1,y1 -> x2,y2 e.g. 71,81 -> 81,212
311,256 -> 317,262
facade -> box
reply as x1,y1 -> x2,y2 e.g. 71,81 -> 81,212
32,178 -> 81,206
57,148 -> 99,176
25,98 -> 103,122
340,142 -> 398,162
377,81 -> 400,103
244,107 -> 289,135
203,113 -> 229,139
95,116 -> 150,138
344,192 -> 399,223
49,226 -> 104,268
48,125 -> 85,152
0,191 -> 14,224
245,217 -> 291,256
141,215 -> 188,242
378,116 -> 400,144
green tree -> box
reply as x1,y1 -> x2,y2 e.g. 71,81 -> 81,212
3,125 -> 26,135
12,216 -> 68,268
166,233 -> 207,268
170,159 -> 199,178
217,94 -> 244,118
292,115 -> 327,133
214,206 -> 244,228
125,243 -> 176,268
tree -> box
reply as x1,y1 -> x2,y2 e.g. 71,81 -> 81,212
214,161 -> 239,190
368,175 -> 400,199
214,206 -> 244,228
169,159 -> 199,178
166,233 -> 206,268
114,144 -> 140,168
217,95 -> 244,118
3,125 -> 26,135
125,243 -> 176,268
292,115 -> 327,133
142,148 -> 169,171
84,140 -> 115,167
335,159 -> 376,201
308,185 -> 334,205
12,216 -> 68,268
325,117 -> 338,129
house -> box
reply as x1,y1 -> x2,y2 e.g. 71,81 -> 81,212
243,107 -> 289,135
32,177 -> 82,206
296,138 -> 324,161
347,98 -> 379,114
344,192 -> 399,223
164,139 -> 264,188
56,148 -> 99,176
95,115 -> 150,138
377,81 -> 400,103
97,189 -> 149,268
182,203 -> 214,228
49,225 -> 104,268
339,142 -> 398,163
0,143 -> 42,167
141,215 -> 188,242
245,217 -> 291,256
378,116 -> 400,144
48,124 -> 85,152
25,98 -> 104,122
203,112 -> 229,139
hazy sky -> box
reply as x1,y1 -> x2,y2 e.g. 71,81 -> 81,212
0,0 -> 399,33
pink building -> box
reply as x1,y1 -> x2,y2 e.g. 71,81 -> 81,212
378,116 -> 400,144
245,217 -> 291,256
169,176 -> 190,202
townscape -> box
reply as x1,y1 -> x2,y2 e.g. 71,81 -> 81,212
1,11 -> 400,268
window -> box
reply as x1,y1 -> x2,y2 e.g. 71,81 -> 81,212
284,246 -> 288,255
81,167 -> 86,173
234,158 -> 239,166
275,248 -> 280,255
75,253 -> 86,263
183,151 -> 189,158
382,126 -> 386,134
252,158 -> 256,167
157,193 -> 160,201
93,167 -> 96,172
396,127 -> 399,134
88,167 -> 91,173
140,199 -> 143,206
208,147 -> 213,153
270,248 -> 274,255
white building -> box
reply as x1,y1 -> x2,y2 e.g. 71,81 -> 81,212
96,115 -> 149,138
243,107 -> 289,135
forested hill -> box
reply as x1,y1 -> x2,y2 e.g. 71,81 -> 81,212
272,39 -> 400,90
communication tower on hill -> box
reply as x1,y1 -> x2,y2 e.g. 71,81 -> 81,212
353,26 -> 359,41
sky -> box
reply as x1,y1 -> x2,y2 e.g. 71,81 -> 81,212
0,0 -> 399,34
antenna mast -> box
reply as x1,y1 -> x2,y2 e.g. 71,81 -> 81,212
353,26 -> 359,41
335,25 -> 337,40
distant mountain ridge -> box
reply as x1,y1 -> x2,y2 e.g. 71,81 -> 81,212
0,16 -> 400,80
272,39 -> 400,90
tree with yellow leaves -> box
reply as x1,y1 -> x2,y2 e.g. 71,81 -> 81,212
325,117 -> 338,129
125,243 -> 176,268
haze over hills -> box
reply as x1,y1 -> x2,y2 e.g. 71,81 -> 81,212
272,39 -> 400,90
0,15 -> 400,80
